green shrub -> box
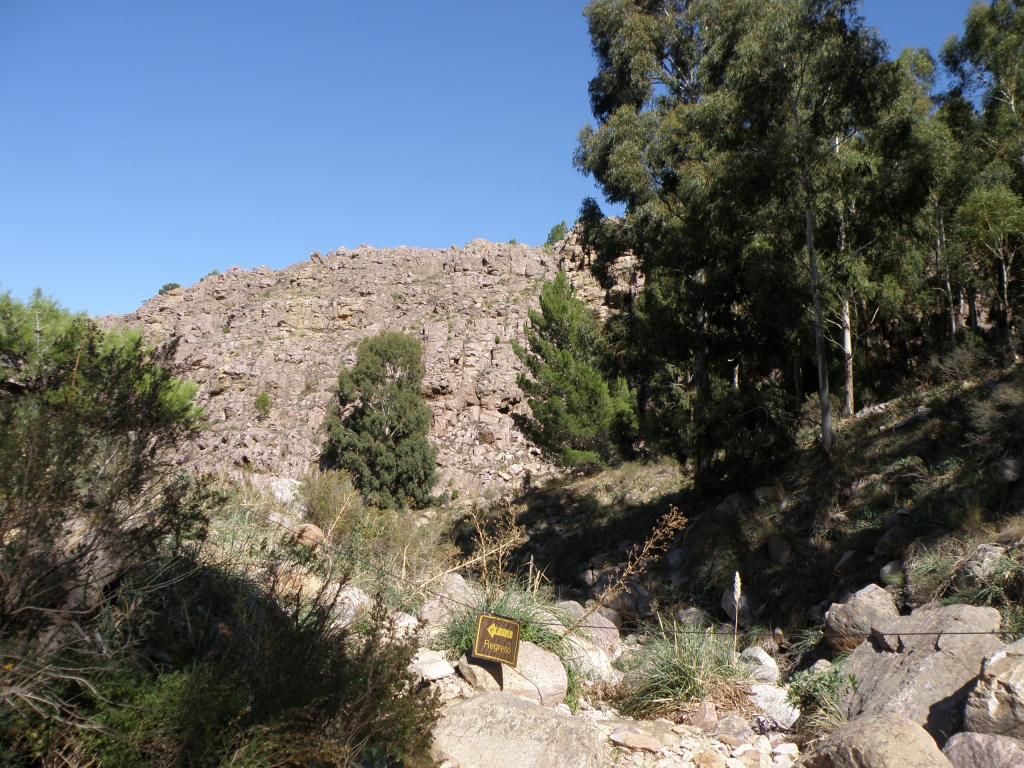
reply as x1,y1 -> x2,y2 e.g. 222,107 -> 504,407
514,271 -> 637,468
787,660 -> 853,735
614,622 -> 747,718
158,282 -> 182,295
322,332 -> 436,508
545,220 -> 569,247
255,390 -> 272,419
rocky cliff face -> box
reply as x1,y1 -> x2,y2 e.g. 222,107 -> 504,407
112,237 -> 635,500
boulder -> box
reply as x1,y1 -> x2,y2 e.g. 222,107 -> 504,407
431,693 -> 611,768
555,600 -> 621,656
964,636 -> 1024,737
942,732 -> 1024,768
291,522 -> 326,549
410,648 -> 456,682
824,584 -> 899,653
334,584 -> 372,627
417,573 -> 476,627
798,713 -> 951,767
457,640 -> 568,707
749,684 -> 800,730
843,603 -> 1002,744
721,587 -> 760,627
740,646 -> 781,685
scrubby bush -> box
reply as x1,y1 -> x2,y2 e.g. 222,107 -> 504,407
322,332 -> 436,508
514,271 -> 636,468
158,282 -> 182,295
545,220 -> 568,247
255,389 -> 272,419
0,294 -> 441,766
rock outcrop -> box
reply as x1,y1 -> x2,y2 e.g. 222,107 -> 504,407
431,693 -> 612,768
842,603 -> 1003,744
109,239 -> 634,500
963,637 -> 1024,738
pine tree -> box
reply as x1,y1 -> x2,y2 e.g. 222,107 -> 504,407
322,332 -> 436,508
514,271 -> 636,468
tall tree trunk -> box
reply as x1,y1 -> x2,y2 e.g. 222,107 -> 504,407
841,299 -> 854,416
968,286 -> 980,333
804,200 -> 833,453
792,99 -> 832,454
935,204 -> 957,339
693,269 -> 711,481
1000,255 -> 1014,353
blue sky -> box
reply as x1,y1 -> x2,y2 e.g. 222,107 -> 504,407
1,1 -> 977,316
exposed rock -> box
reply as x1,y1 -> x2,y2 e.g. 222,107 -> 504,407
693,700 -> 718,732
964,636 -> 1024,738
798,713 -> 951,767
333,584 -> 372,627
417,573 -> 476,627
677,606 -> 714,627
955,544 -> 1008,591
715,714 -> 755,747
943,732 -> 1024,768
721,587 -> 760,627
289,522 -> 326,550
457,640 -> 568,707
843,603 -> 1003,744
824,584 -> 898,653
431,693 -> 612,768
410,648 -> 456,682
740,646 -> 781,685
748,684 -> 799,730
609,727 -> 664,753
108,242 -> 632,501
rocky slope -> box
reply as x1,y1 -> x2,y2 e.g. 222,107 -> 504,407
110,237 -> 636,499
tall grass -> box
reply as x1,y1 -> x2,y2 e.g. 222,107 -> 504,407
614,622 -> 748,718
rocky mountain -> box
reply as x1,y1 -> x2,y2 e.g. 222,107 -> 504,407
110,236 -> 637,499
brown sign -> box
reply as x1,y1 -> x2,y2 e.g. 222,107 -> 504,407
471,614 -> 521,667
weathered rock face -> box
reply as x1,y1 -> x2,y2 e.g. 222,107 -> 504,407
431,693 -> 612,768
843,603 -> 1003,744
108,239 -> 632,500
798,713 -> 951,768
964,637 -> 1024,738
942,732 -> 1024,768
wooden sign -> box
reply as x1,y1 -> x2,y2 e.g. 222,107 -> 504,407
472,614 -> 521,667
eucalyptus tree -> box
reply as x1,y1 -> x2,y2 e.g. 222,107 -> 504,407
577,0 -> 895,475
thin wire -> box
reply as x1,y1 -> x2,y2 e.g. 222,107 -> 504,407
270,520 -> 1014,639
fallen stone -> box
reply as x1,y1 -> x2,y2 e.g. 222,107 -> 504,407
824,583 -> 898,653
609,727 -> 664,753
799,713 -> 952,767
749,684 -> 799,730
942,732 -> 1024,768
410,648 -> 455,681
431,693 -> 612,768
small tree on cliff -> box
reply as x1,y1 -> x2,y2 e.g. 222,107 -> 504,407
322,332 -> 436,508
514,271 -> 636,469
